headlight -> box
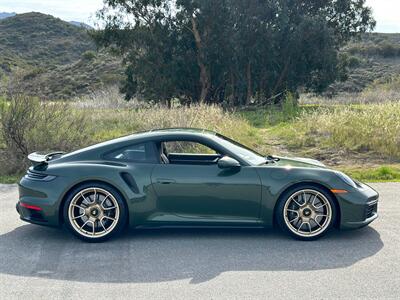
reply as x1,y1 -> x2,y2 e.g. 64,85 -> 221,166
335,171 -> 357,188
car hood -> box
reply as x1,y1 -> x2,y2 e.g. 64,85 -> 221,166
269,156 -> 326,168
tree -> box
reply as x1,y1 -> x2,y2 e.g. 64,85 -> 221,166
94,0 -> 375,105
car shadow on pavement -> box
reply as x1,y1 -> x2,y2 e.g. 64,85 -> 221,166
0,225 -> 383,284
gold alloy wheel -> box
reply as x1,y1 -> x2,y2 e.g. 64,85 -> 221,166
283,189 -> 332,238
68,187 -> 120,238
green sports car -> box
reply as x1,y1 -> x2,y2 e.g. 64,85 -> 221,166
17,128 -> 378,242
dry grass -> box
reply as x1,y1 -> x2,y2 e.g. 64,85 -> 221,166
279,102 -> 400,159
72,87 -> 141,109
300,75 -> 400,105
88,104 -> 263,153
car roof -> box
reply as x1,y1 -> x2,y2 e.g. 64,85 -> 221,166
57,128 -> 220,162
149,127 -> 217,135
127,128 -> 218,141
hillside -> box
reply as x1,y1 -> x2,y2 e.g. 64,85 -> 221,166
0,12 -> 16,19
0,12 -> 123,99
327,33 -> 400,94
0,12 -> 399,99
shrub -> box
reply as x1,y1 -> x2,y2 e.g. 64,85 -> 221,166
0,96 -> 90,174
82,50 -> 96,60
347,55 -> 362,68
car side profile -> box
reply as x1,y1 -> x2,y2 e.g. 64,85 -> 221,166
17,128 -> 379,242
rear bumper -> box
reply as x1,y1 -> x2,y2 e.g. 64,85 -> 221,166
17,176 -> 65,227
16,201 -> 52,226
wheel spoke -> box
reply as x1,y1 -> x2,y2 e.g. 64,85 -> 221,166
297,221 -> 304,232
72,212 -> 85,220
307,222 -> 312,233
287,209 -> 299,215
103,206 -> 116,211
291,196 -> 302,207
93,189 -> 97,204
91,220 -> 95,235
80,192 -> 90,204
313,218 -> 323,228
100,194 -> 110,208
316,214 -> 328,218
302,192 -> 307,205
80,220 -> 90,229
311,194 -> 318,208
102,216 -> 116,221
72,204 -> 85,210
100,219 -> 107,232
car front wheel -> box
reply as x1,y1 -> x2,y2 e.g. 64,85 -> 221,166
63,183 -> 127,242
276,185 -> 337,240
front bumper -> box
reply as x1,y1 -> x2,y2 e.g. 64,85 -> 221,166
339,183 -> 379,230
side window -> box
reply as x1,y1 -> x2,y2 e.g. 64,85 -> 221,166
164,141 -> 218,154
105,142 -> 157,163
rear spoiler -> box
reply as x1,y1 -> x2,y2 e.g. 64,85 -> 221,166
27,151 -> 65,167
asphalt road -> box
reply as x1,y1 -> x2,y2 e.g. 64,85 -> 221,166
0,183 -> 399,299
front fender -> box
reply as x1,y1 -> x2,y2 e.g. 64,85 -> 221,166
255,166 -> 352,227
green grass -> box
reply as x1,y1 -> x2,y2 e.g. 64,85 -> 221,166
0,174 -> 21,184
340,166 -> 400,182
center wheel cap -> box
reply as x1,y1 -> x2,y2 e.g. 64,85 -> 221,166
91,209 -> 99,216
303,208 -> 312,217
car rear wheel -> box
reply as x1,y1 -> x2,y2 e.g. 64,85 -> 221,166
276,185 -> 337,241
63,183 -> 127,242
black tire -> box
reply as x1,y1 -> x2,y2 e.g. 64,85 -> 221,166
63,182 -> 128,242
275,184 -> 337,241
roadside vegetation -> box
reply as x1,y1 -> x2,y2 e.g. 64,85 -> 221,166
274,102 -> 400,159
0,93 -> 256,177
0,2 -> 399,184
1,77 -> 400,183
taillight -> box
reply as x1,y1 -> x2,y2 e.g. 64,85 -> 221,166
20,202 -> 42,211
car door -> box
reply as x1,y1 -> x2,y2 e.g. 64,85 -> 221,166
150,140 -> 262,224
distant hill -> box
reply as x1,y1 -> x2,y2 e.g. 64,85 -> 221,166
0,12 -> 16,19
0,12 -> 122,99
69,21 -> 93,29
0,12 -> 398,99
328,33 -> 400,94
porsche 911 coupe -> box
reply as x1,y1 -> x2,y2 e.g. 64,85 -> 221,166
17,128 -> 379,242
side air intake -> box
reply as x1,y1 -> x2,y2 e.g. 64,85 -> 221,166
120,172 -> 139,194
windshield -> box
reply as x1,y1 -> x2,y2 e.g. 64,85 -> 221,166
214,134 -> 266,165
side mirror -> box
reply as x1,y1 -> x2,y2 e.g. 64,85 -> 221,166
218,156 -> 241,169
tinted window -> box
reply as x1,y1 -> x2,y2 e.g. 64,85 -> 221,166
164,141 -> 218,154
105,142 -> 157,163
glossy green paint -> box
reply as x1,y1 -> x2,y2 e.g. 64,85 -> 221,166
17,128 -> 378,231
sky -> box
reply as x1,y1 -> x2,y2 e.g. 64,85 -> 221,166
0,0 -> 399,32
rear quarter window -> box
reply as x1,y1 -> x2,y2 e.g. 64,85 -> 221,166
104,142 -> 157,163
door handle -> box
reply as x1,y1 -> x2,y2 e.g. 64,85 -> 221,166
156,178 -> 176,184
